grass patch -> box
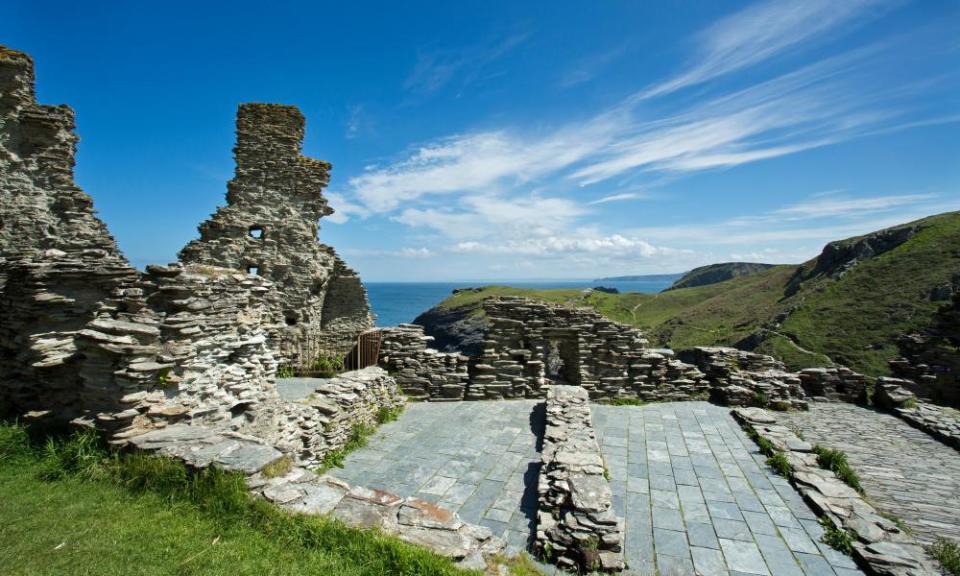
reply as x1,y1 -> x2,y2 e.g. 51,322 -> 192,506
928,537 -> 960,576
376,405 -> 404,424
319,422 -> 375,473
260,456 -> 293,479
604,397 -> 647,407
490,552 -> 547,576
0,421 -> 475,576
765,452 -> 794,478
819,517 -> 854,555
812,445 -> 864,494
749,392 -> 769,408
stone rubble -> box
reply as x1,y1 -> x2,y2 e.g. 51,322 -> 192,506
536,385 -> 624,573
733,407 -> 939,576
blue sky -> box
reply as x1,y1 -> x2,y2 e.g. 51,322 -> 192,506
5,0 -> 959,281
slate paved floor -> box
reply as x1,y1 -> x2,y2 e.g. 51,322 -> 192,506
593,402 -> 865,576
331,399 -> 865,575
330,400 -> 544,554
778,403 -> 960,546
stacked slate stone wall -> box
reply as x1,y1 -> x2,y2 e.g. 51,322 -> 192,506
536,385 -> 624,572
680,347 -> 809,409
797,367 -> 870,403
179,103 -> 373,367
0,45 -> 399,469
251,367 -> 405,467
889,293 -> 960,407
473,297 -> 707,401
378,324 -> 470,400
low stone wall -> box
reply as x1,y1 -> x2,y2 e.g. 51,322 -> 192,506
875,377 -> 960,450
536,385 -> 624,573
130,423 -> 504,569
680,347 -> 808,410
378,324 -> 470,401
798,367 -> 870,403
733,407 -> 938,576
252,367 -> 405,467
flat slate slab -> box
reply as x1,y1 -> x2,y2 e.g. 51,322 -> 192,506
593,402 -> 866,576
330,400 -> 544,556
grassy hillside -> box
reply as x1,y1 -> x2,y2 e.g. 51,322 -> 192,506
424,212 -> 960,376
666,262 -> 775,290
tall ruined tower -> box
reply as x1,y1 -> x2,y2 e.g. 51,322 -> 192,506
0,46 -> 124,258
179,104 -> 373,367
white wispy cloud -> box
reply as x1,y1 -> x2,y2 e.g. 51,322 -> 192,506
404,32 -> 529,95
588,192 -> 645,205
636,0 -> 892,100
559,46 -> 627,88
450,234 -> 683,257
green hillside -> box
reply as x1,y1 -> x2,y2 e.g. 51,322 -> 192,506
421,212 -> 960,376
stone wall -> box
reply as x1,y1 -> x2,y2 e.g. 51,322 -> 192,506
889,292 -> 960,407
378,324 -> 471,401
473,297 -> 707,401
252,367 -> 405,467
680,347 -> 809,410
536,385 -> 624,572
0,45 -> 392,472
733,407 -> 938,576
797,367 -> 870,403
179,103 -> 373,367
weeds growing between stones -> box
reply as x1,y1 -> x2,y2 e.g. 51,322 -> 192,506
928,537 -> 960,576
813,445 -> 864,494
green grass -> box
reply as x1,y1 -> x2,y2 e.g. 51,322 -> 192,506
818,517 -> 854,555
428,212 -> 960,376
812,445 -> 864,494
765,453 -> 794,478
928,537 -> 960,576
0,421 -> 475,576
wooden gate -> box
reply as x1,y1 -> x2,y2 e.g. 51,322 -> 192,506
344,329 -> 383,371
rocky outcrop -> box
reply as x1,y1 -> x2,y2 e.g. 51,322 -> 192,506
179,103 -> 372,367
734,407 -> 939,576
890,291 -> 960,407
667,262 -> 774,291
537,385 -> 624,573
413,298 -> 489,356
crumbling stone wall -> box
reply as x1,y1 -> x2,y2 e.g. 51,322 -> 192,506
680,347 -> 809,409
536,385 -> 623,572
179,103 -> 373,367
473,297 -> 707,401
797,367 -> 869,403
0,45 -> 397,471
378,325 -> 470,400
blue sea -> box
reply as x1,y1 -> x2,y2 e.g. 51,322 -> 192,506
365,279 -> 678,327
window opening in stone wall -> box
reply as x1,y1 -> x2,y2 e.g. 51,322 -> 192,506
247,265 -> 259,276
249,226 -> 264,239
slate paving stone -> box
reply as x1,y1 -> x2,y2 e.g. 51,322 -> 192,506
593,402 -> 865,576
779,402 -> 960,547
335,399 -> 867,575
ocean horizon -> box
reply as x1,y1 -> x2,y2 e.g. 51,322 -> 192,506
365,278 -> 678,327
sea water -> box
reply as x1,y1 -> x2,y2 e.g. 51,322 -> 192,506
365,279 -> 677,327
